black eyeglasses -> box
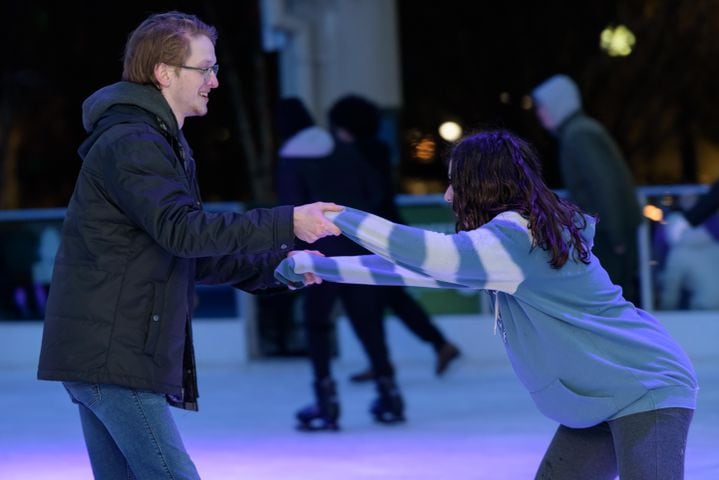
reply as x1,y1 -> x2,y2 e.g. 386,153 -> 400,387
172,64 -> 219,79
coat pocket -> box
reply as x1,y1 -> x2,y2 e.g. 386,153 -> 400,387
143,282 -> 165,355
530,378 -> 619,428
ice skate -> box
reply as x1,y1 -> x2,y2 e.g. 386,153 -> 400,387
370,377 -> 405,424
296,378 -> 340,431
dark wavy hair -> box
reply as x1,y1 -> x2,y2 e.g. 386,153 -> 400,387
449,130 -> 592,269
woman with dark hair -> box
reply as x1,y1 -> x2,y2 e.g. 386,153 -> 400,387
277,129 -> 698,479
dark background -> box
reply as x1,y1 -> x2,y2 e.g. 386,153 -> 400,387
2,0 -> 719,208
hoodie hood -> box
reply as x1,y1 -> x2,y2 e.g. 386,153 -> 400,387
279,126 -> 334,158
579,213 -> 597,251
82,81 -> 179,136
532,74 -> 582,132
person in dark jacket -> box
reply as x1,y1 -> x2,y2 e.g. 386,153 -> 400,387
36,12 -> 340,479
327,94 -> 461,382
276,97 -> 405,431
532,74 -> 643,306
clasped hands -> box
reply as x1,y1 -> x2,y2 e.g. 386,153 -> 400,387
293,202 -> 343,243
290,202 -> 343,288
285,250 -> 323,289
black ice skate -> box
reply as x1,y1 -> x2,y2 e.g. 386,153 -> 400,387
296,378 -> 340,431
370,376 -> 405,424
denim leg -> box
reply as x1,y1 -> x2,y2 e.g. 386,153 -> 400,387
65,382 -> 134,479
77,401 -> 136,479
534,423 -> 617,480
609,407 -> 693,480
64,382 -> 200,480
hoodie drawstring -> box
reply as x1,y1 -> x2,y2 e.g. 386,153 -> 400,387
492,291 -> 499,335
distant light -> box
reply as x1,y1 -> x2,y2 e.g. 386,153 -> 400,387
402,178 -> 446,195
499,92 -> 511,104
659,195 -> 674,207
412,136 -> 436,163
643,204 -> 663,222
438,121 -> 462,142
600,24 -> 636,57
520,95 -> 534,110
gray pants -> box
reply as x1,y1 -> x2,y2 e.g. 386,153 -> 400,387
535,408 -> 693,479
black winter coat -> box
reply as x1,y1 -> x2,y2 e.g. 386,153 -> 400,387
37,82 -> 294,410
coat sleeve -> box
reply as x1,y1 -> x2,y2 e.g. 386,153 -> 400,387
101,130 -> 294,258
559,126 -> 641,250
560,131 -> 626,249
196,250 -> 289,293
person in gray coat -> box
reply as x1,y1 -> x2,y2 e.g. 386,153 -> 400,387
532,74 -> 643,305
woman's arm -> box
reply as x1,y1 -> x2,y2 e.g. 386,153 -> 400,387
275,252 -> 468,289
276,207 -> 526,293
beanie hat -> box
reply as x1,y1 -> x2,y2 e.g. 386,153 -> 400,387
328,94 -> 380,139
275,97 -> 315,143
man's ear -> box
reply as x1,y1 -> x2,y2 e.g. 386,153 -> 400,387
154,63 -> 172,88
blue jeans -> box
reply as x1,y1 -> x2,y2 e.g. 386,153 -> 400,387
535,407 -> 693,479
63,382 -> 200,480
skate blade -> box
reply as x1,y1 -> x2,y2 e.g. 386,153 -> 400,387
373,413 -> 406,425
296,420 -> 340,432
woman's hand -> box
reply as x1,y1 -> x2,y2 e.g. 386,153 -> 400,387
287,250 -> 325,288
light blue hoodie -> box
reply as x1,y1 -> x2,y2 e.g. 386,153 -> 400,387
276,207 -> 698,428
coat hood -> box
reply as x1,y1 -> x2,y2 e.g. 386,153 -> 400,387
78,82 -> 182,162
532,74 -> 582,132
81,81 -> 179,136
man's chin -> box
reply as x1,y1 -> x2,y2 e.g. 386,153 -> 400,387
189,106 -> 209,118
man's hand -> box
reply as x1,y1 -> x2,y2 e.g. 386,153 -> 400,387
287,250 -> 325,288
293,202 -> 343,243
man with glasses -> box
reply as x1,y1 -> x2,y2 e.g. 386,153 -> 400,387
37,11 -> 339,479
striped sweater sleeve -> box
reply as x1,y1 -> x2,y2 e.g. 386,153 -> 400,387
275,207 -> 525,293
274,253 -> 469,289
